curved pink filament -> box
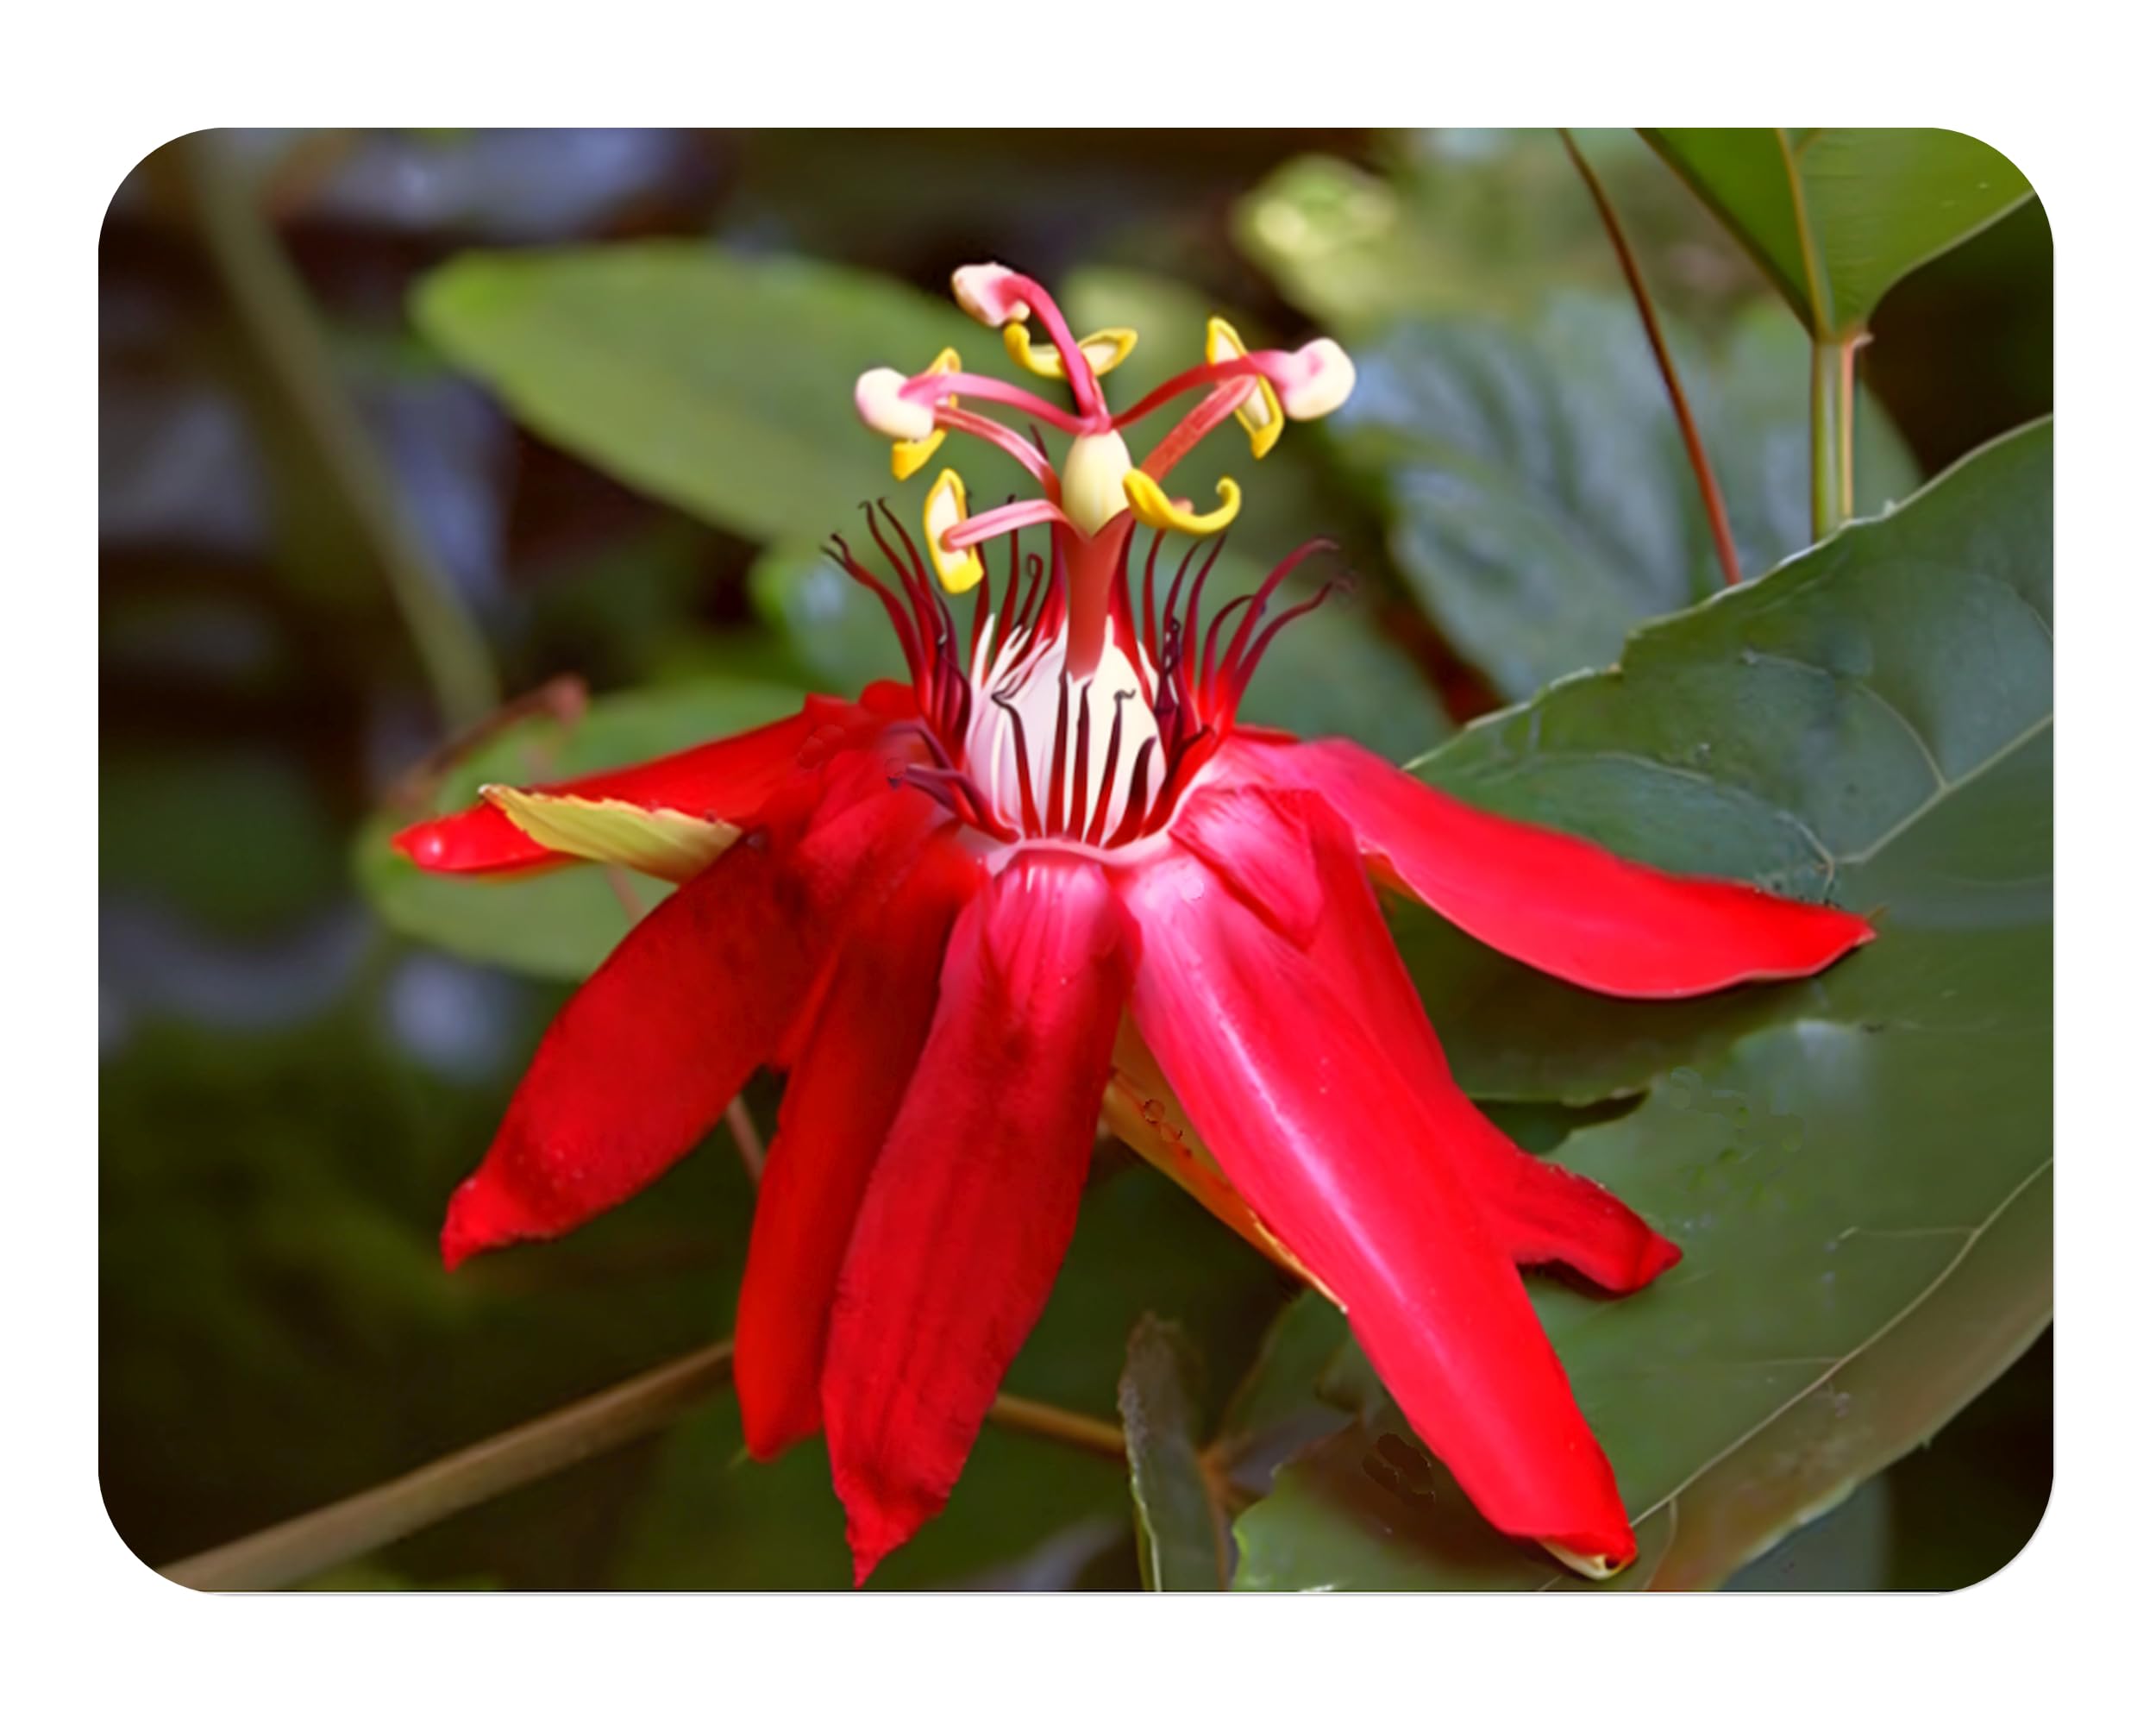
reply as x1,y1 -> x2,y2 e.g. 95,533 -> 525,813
1218,538 -> 1337,677
996,273 -> 1110,423
936,405 -> 1062,499
901,370 -> 1084,434
1111,355 -> 1299,431
942,498 -> 1074,552
1140,380 -> 1257,483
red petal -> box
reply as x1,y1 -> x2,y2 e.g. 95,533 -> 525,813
1171,780 -> 1325,945
393,689 -> 904,876
440,776 -> 942,1268
1175,781 -> 1680,1294
734,839 -> 980,1460
1290,794 -> 1680,1293
1235,735 -> 1873,999
1120,840 -> 1637,1568
823,854 -> 1135,1584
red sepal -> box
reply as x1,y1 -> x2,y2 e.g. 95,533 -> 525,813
823,854 -> 1136,1584
1236,735 -> 1873,999
440,765 -> 944,1268
1173,781 -> 1681,1294
1120,837 -> 1638,1569
734,838 -> 981,1460
393,685 -> 918,876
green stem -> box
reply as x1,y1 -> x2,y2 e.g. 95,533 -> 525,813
1808,334 -> 1861,539
1811,329 -> 1863,532
170,132 -> 498,730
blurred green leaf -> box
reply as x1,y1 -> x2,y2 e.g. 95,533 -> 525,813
356,678 -> 804,980
1232,420 -> 2052,1590
104,749 -> 348,936
1336,293 -> 1916,700
746,540 -> 909,693
1642,129 -> 2033,337
414,245 -> 1015,547
1238,133 -> 1758,335
1119,1316 -> 1229,1590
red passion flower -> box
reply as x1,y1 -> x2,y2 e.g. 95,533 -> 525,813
395,263 -> 1873,1583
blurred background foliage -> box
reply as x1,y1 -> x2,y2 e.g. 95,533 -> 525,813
102,128 -> 2050,1590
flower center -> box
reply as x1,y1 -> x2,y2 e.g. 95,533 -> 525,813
964,628 -> 1164,850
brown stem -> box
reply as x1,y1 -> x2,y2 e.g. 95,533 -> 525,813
162,1350 -> 1123,1590
724,1096 -> 767,1182
1560,129 -> 1745,589
984,1392 -> 1128,1460
385,676 -> 589,814
161,1340 -> 738,1592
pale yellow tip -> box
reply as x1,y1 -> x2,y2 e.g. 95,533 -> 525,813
1282,338 -> 1355,421
856,367 -> 935,442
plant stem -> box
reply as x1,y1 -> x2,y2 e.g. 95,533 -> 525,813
1560,129 -> 1744,589
170,132 -> 499,730
161,1340 -> 738,1592
724,1096 -> 767,1182
984,1393 -> 1129,1460
160,1342 -> 1125,1590
1809,333 -> 1861,538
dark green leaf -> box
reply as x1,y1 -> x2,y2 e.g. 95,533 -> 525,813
1119,1316 -> 1230,1590
1336,294 -> 1916,699
356,678 -> 804,980
1642,129 -> 2033,336
1233,420 -> 2053,1590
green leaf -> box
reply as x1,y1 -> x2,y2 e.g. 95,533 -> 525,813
1232,419 -> 2053,1590
1119,1316 -> 1230,1590
1218,1291 -> 1353,1450
414,245 -> 1013,547
1641,129 -> 2034,337
1237,134 -> 1747,334
356,678 -> 805,980
1336,293 -> 1916,700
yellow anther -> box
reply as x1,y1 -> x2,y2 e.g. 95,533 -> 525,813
1205,316 -> 1284,459
891,348 -> 962,481
1002,322 -> 1138,381
923,468 -> 986,594
1121,471 -> 1243,536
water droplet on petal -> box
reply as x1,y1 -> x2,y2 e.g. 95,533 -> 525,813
1141,1099 -> 1165,1124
